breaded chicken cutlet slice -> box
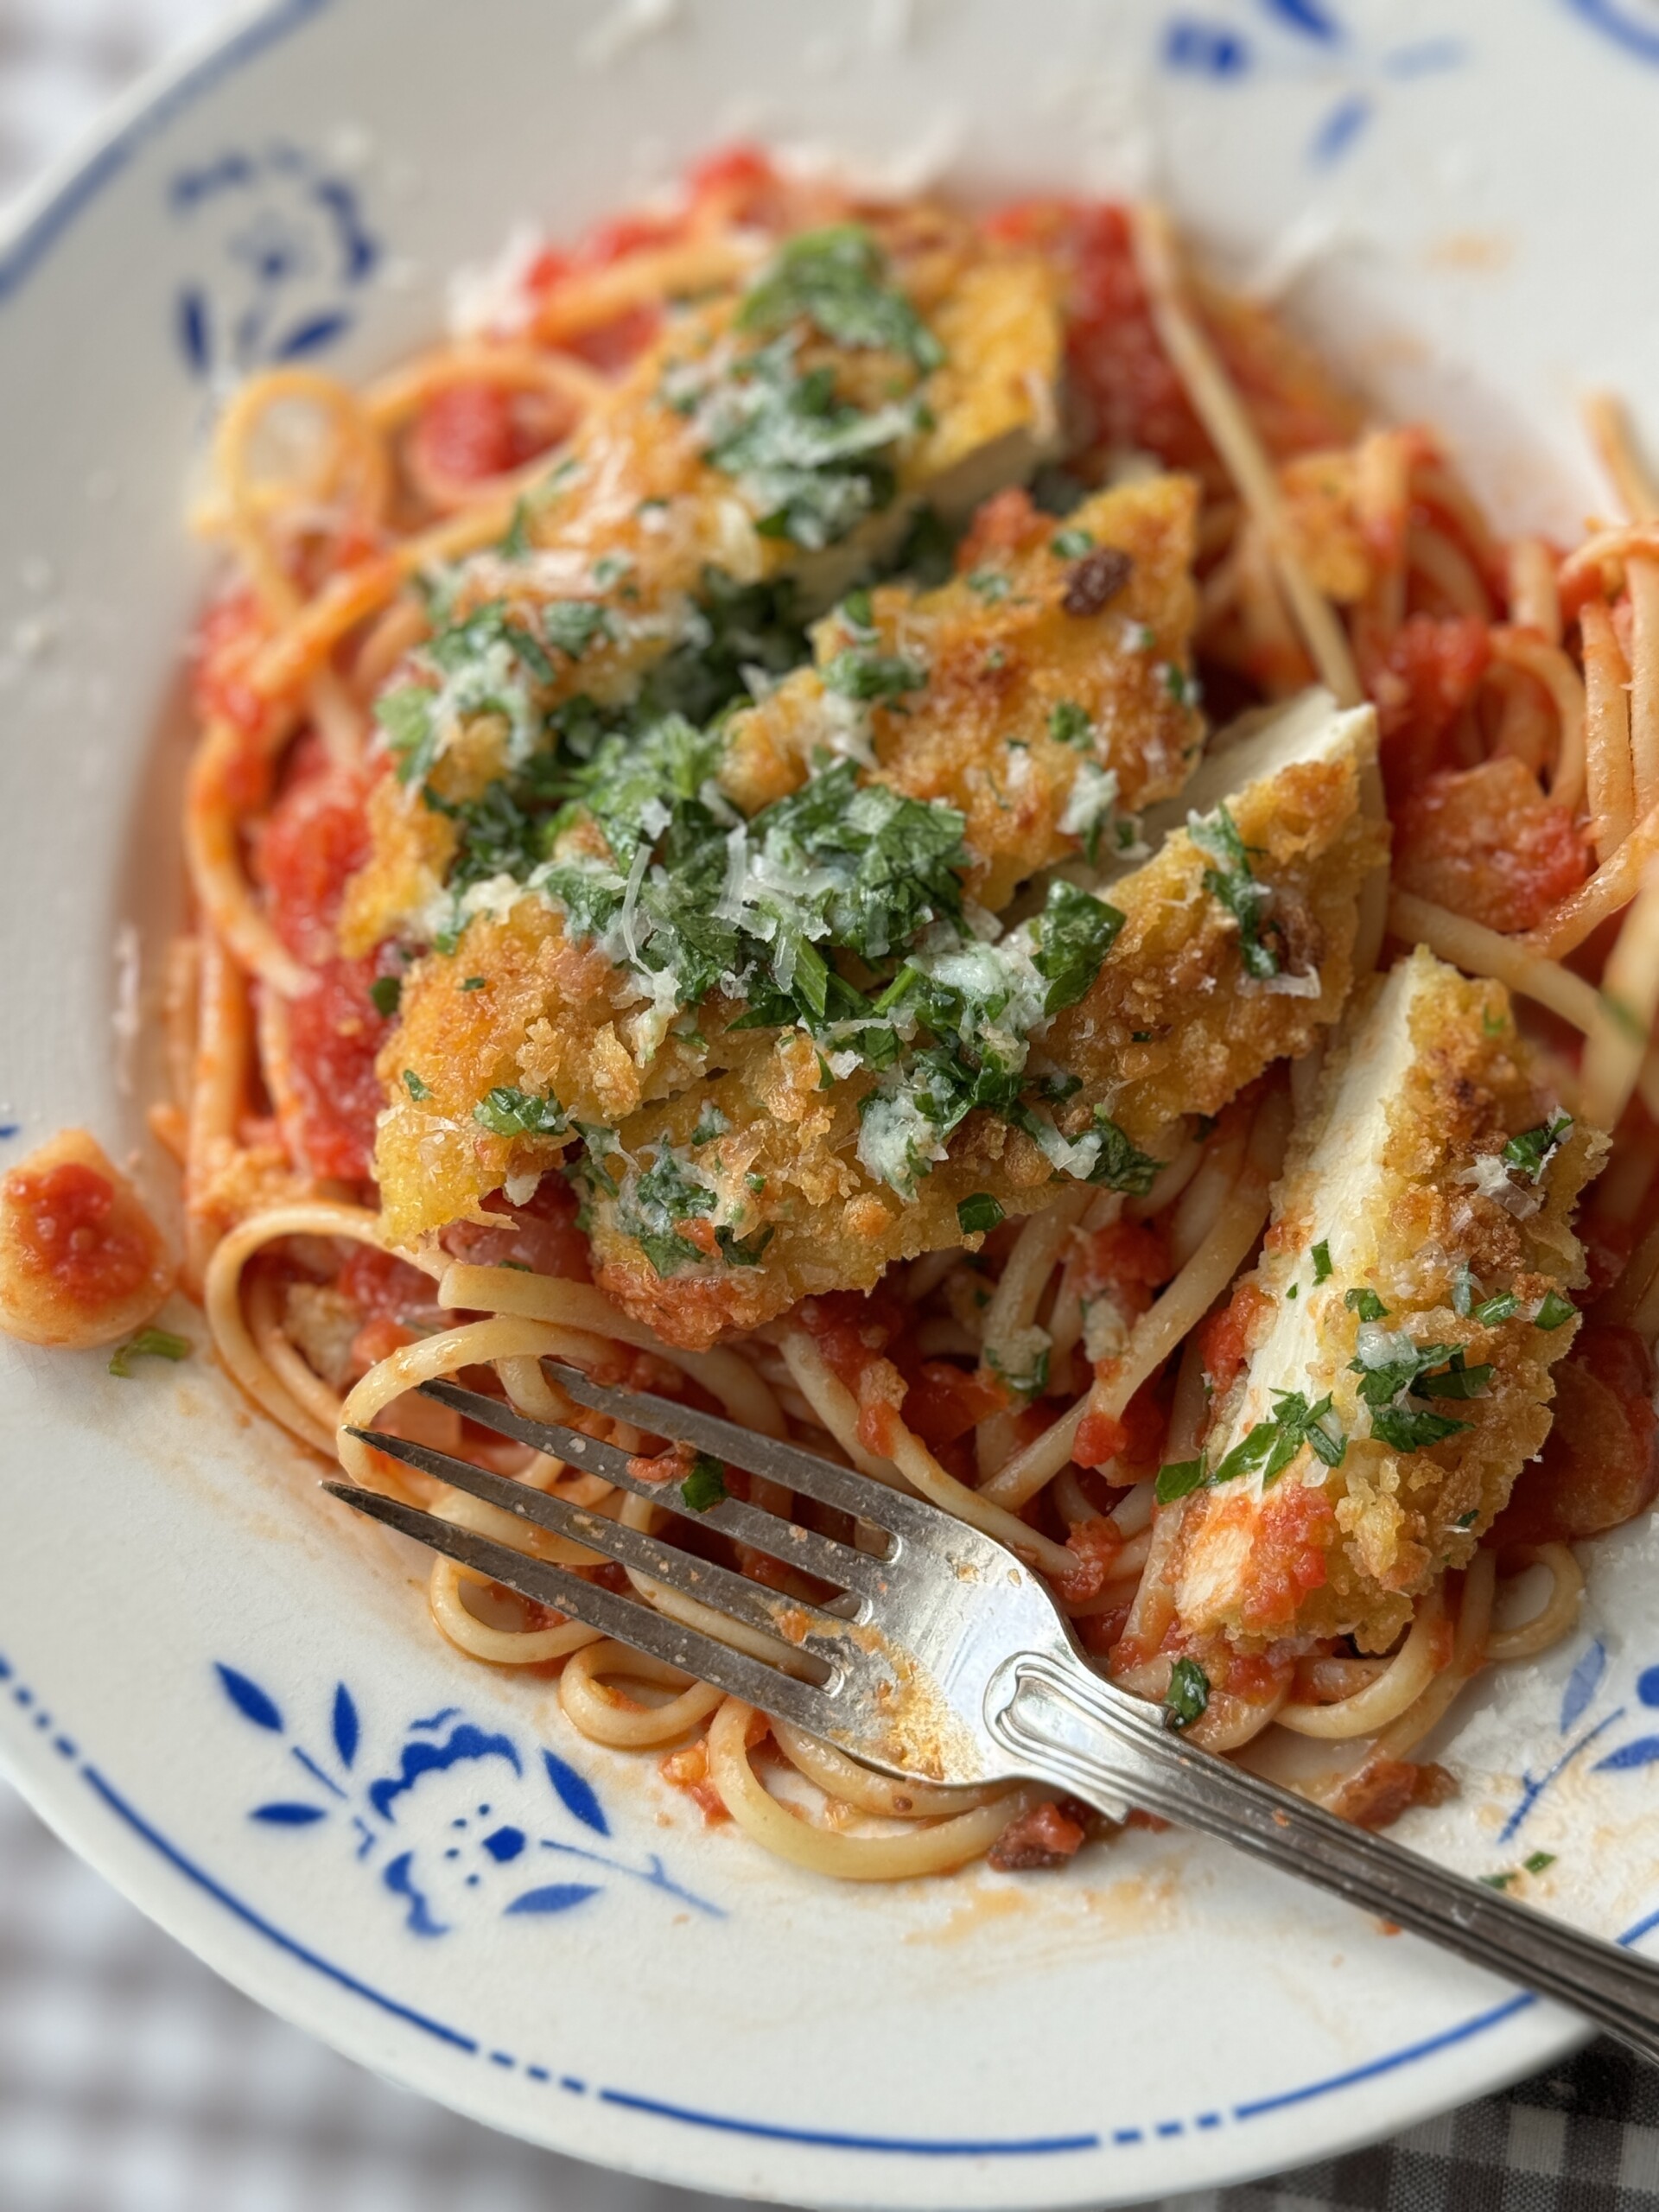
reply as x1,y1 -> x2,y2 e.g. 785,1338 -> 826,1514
717,475 -> 1203,907
582,693 -> 1385,1346
1166,944 -> 1605,1656
366,476 -> 1198,1250
341,214 -> 1063,955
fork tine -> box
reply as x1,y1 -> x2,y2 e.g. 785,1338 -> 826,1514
322,1481 -> 843,1736
344,1427 -> 871,1670
540,1361 -> 944,1537
415,1378 -> 891,1593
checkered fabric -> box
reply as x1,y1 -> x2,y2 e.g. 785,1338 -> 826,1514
0,3 -> 1649,2207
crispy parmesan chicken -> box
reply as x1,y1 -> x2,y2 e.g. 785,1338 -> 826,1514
1166,948 -> 1604,1653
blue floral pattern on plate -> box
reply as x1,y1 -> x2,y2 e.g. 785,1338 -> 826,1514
214,1662 -> 722,1933
1497,1636 -> 1659,1844
1158,0 -> 1464,165
168,143 -> 378,379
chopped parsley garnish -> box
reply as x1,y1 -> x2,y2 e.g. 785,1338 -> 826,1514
1163,1656 -> 1210,1732
1472,1290 -> 1519,1326
108,1327 -> 190,1378
1454,1508 -> 1480,1529
460,976 -> 486,992
1370,1405 -> 1469,1452
1087,1115 -> 1162,1197
822,648 -> 927,702
679,1454 -> 729,1512
985,1338 -> 1051,1400
402,1070 -> 433,1102
540,600 -> 613,661
1050,527 -> 1096,560
472,1086 -> 568,1139
1344,1287 -> 1389,1322
684,329 -> 925,550
1033,881 -> 1125,1015
957,1192 -> 1005,1236
621,1147 -> 718,1277
841,587 -> 875,632
1311,1240 -> 1332,1283
1525,1850 -> 1557,1874
1535,1288 -> 1577,1330
715,1223 -> 774,1267
1188,804 -> 1279,980
737,225 -> 944,372
369,975 -> 402,1018
1502,1112 -> 1573,1184
966,568 -> 1012,601
1048,699 -> 1092,749
1154,1389 -> 1344,1503
1411,1355 -> 1493,1402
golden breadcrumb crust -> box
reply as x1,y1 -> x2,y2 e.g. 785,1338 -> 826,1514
1171,948 -> 1605,1654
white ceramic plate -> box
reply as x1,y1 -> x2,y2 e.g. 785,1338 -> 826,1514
4,3 -> 1659,2202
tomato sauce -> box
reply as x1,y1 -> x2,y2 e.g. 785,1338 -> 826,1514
1494,1325 -> 1659,1548
1393,758 -> 1591,933
253,739 -> 395,1185
3,1161 -> 154,1308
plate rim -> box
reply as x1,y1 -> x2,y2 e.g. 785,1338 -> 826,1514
0,0 -> 1612,2199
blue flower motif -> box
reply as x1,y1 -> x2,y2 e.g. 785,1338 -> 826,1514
1561,0 -> 1659,64
213,1663 -> 723,1936
1492,1635 -> 1659,1841
168,143 -> 379,380
1157,1 -> 1465,167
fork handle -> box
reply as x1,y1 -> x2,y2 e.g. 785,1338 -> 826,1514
987,1647 -> 1659,2063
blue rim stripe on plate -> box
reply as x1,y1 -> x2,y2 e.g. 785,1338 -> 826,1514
10,1650 -> 1574,2162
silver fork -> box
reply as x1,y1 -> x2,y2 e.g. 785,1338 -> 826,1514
331,1358 -> 1659,2060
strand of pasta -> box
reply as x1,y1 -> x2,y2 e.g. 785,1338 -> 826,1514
981,1090 -> 1289,1513
975,1185 -> 1093,1479
1389,888 -> 1659,1122
558,1642 -> 725,1748
205,1201 -> 411,1454
703,1696 -> 1039,1881
1485,1543 -> 1585,1662
434,1261 -> 786,1434
1130,202 -> 1362,708
1490,628 -> 1587,814
1582,600 -> 1636,862
1274,1585 -> 1448,1738
1580,861 -> 1659,1132
183,715 -> 311,997
778,1330 -> 1075,1579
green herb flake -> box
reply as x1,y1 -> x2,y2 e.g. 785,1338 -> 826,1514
108,1326 -> 190,1379
1480,1871 -> 1516,1891
1535,1287 -> 1577,1330
1050,527 -> 1096,560
822,648 -> 928,702
459,976 -> 486,993
1311,1240 -> 1333,1284
369,975 -> 402,1019
1370,1405 -> 1470,1452
1048,699 -> 1093,749
1524,1850 -> 1557,1875
375,686 -> 439,787
1033,880 -> 1125,1015
1454,1508 -> 1479,1529
737,224 -> 944,372
1154,1459 -> 1205,1505
403,1069 -> 433,1102
1344,1287 -> 1389,1323
1188,803 -> 1279,980
472,1085 -> 568,1139
679,1454 -> 729,1513
1472,1290 -> 1519,1326
957,1192 -> 1006,1236
966,568 -> 1012,601
1088,1115 -> 1162,1197
1163,1656 -> 1210,1732
715,1223 -> 775,1268
1502,1111 -> 1573,1185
